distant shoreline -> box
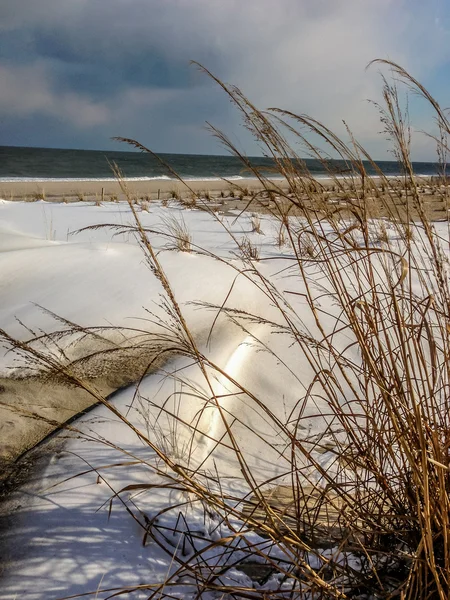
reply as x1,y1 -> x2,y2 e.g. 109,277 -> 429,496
0,174 -> 434,203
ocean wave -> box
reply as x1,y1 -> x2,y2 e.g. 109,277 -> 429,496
183,175 -> 244,182
183,175 -> 286,182
3,173 -> 433,185
0,176 -> 174,183
0,174 -> 288,184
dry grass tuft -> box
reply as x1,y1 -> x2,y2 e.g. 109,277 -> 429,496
276,221 -> 287,247
32,190 -> 45,201
140,199 -> 150,212
376,219 -> 389,244
160,212 -> 192,252
250,212 -> 263,234
239,235 -> 260,260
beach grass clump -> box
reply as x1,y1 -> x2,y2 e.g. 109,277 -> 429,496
250,212 -> 262,234
32,190 -> 45,201
375,219 -> 390,244
238,235 -> 260,260
3,60 -> 450,599
160,212 -> 192,252
106,60 -> 450,598
140,199 -> 150,212
187,193 -> 198,207
298,230 -> 317,259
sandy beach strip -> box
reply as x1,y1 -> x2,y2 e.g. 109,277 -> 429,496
0,177 -> 292,202
0,174 -> 436,204
1,175 -> 446,222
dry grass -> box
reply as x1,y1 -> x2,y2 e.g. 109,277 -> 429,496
238,235 -> 260,260
32,190 -> 45,201
250,212 -> 263,234
298,230 -> 317,259
3,60 -> 450,599
160,212 -> 192,252
104,60 -> 450,598
276,221 -> 287,247
140,199 -> 150,212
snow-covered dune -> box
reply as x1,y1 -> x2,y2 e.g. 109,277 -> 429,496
0,200 -> 362,598
0,210 -> 287,464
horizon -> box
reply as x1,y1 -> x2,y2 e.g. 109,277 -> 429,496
0,144 -> 447,165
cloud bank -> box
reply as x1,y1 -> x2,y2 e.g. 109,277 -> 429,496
0,0 -> 449,159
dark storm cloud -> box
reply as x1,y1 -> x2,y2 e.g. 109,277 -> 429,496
1,0 -> 450,157
1,1 -> 221,94
0,0 -> 236,152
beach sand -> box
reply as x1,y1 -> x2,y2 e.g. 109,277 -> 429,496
2,176 -> 448,221
0,342 -> 173,486
0,177 -> 291,203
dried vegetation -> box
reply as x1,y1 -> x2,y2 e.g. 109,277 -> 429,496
2,60 -> 450,599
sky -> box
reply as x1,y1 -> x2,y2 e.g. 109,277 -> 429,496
1,0 -> 450,160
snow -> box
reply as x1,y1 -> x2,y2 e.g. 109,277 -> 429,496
0,202 -> 286,366
0,200 -> 322,598
0,199 -> 446,598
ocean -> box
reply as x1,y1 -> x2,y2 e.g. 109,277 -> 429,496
0,145 -> 443,182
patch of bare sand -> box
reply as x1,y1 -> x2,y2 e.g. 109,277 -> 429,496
0,177 -> 290,203
0,342 -> 173,485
